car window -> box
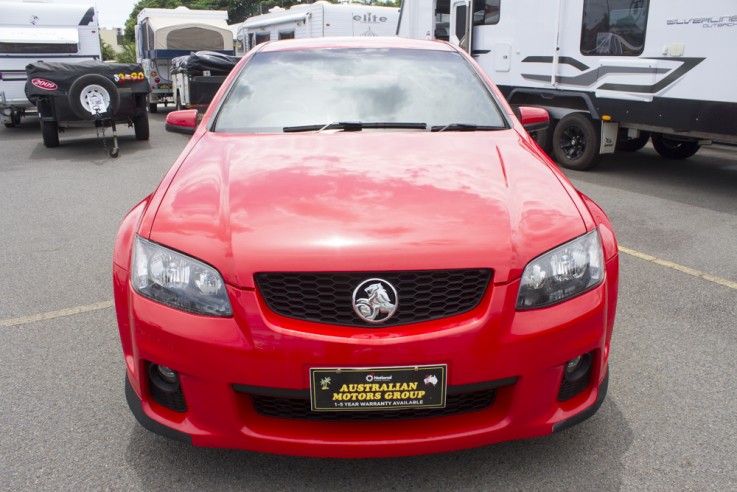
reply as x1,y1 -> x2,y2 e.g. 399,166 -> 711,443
213,48 -> 506,133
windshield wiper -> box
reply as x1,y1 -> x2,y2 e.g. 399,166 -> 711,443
283,122 -> 427,133
431,123 -> 504,132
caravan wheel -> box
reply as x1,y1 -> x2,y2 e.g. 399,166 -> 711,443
552,113 -> 601,170
4,110 -> 22,128
616,130 -> 650,152
651,133 -> 700,159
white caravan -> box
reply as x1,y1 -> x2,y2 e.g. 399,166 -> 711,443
0,1 -> 101,127
237,2 -> 400,53
398,0 -> 737,169
135,7 -> 234,112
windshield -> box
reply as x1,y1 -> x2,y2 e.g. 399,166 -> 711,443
213,48 -> 507,133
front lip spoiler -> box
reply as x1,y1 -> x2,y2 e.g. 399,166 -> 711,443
124,370 -> 607,445
125,374 -> 192,445
552,368 -> 609,434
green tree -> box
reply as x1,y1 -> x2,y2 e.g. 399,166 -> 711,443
116,41 -> 138,63
100,41 -> 117,61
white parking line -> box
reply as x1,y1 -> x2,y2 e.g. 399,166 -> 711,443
1,247 -> 735,328
619,246 -> 737,290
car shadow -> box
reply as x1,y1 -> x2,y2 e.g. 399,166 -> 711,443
124,398 -> 633,491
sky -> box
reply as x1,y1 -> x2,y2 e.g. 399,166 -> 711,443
7,0 -> 141,28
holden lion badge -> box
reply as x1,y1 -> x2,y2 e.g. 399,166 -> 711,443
352,278 -> 398,324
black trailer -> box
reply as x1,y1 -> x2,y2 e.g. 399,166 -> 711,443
171,51 -> 240,110
25,61 -> 151,157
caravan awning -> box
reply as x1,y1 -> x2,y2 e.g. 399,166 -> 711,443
146,17 -> 233,51
0,27 -> 79,44
242,12 -> 309,30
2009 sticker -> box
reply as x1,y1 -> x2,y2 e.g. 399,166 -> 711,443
114,72 -> 145,83
32,78 -> 57,90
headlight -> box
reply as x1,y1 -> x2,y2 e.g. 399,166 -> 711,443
516,229 -> 604,310
131,236 -> 232,316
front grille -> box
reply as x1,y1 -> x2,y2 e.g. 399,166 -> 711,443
251,390 -> 495,421
255,269 -> 492,327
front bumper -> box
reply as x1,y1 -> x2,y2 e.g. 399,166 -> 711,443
115,258 -> 617,458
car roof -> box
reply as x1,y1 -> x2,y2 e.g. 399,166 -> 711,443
257,36 -> 457,53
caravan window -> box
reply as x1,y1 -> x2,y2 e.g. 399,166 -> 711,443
0,27 -> 78,54
473,0 -> 500,26
581,0 -> 648,56
167,27 -> 225,51
0,42 -> 77,54
255,32 -> 270,45
278,31 -> 295,40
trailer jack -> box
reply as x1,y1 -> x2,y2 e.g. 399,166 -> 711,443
94,116 -> 119,158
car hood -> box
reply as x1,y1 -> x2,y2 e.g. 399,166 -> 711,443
149,130 -> 586,287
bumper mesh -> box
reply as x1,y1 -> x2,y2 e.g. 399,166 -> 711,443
250,390 -> 496,422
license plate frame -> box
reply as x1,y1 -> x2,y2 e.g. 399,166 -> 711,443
310,365 -> 447,412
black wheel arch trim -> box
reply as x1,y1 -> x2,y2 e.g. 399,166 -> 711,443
505,88 -> 600,119
553,368 -> 609,433
125,374 -> 192,444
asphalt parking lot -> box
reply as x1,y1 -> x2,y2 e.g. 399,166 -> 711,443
1,111 -> 736,490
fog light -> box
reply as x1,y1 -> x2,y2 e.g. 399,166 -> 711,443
566,356 -> 583,374
563,353 -> 592,382
157,365 -> 178,384
558,352 -> 594,401
147,362 -> 187,412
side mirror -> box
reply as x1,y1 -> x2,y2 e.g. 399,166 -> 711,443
165,109 -> 198,135
516,106 -> 549,133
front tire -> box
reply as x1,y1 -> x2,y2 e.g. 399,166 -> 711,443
552,113 -> 601,170
651,133 -> 700,159
41,120 -> 59,147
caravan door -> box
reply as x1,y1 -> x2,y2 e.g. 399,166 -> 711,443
449,0 -> 472,52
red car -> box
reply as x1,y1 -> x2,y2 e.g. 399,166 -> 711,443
114,37 -> 618,458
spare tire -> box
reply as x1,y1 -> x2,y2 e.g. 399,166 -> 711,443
68,74 -> 120,120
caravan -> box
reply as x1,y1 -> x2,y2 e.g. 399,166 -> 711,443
0,1 -> 101,127
237,2 -> 400,53
135,7 -> 234,112
398,0 -> 737,169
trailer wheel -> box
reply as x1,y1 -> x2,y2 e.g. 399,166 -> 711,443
651,133 -> 700,159
134,113 -> 150,141
552,113 -> 601,170
616,130 -> 650,152
69,74 -> 120,120
41,120 -> 59,148
149,102 -> 158,114
4,110 -> 22,127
